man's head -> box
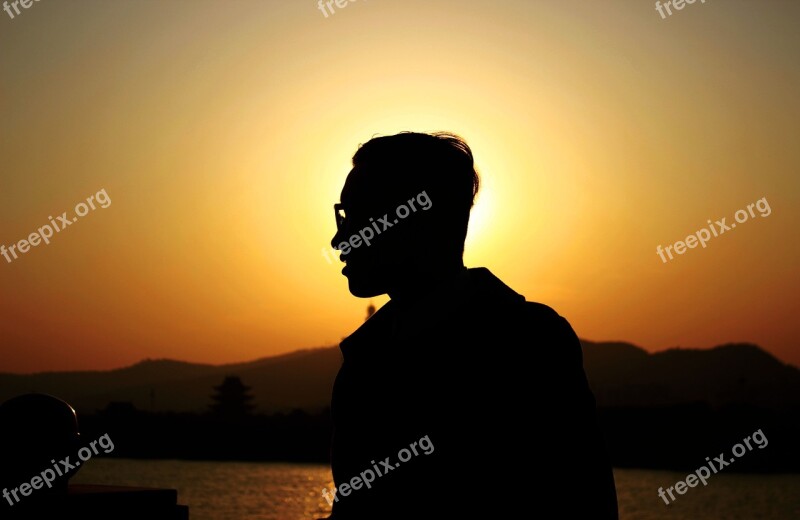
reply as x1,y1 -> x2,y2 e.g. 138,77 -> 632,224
331,132 -> 480,298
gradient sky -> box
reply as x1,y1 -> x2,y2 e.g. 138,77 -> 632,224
1,0 -> 798,373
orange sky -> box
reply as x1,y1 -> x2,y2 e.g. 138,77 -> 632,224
1,0 -> 798,373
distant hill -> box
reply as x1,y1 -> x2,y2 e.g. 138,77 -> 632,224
582,341 -> 800,410
0,342 -> 798,414
0,348 -> 342,414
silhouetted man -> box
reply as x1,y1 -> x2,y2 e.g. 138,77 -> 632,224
324,132 -> 618,519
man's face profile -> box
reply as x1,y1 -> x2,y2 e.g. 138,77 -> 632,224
331,167 -> 400,298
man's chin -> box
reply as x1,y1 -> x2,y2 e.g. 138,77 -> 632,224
344,268 -> 386,298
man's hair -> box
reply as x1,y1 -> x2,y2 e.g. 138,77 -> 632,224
351,132 -> 480,254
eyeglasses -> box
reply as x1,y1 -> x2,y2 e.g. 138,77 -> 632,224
334,203 -> 346,230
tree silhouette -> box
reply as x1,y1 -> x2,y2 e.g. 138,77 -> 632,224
209,376 -> 255,417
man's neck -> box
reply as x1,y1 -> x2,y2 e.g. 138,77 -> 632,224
387,263 -> 467,304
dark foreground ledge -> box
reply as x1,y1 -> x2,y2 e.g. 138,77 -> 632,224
5,485 -> 189,520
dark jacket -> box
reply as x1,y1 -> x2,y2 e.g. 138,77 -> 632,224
328,267 -> 618,519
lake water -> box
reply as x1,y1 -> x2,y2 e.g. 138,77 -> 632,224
71,459 -> 800,519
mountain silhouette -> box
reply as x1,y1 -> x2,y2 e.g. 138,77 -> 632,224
0,342 -> 797,414
0,348 -> 342,414
583,341 -> 800,410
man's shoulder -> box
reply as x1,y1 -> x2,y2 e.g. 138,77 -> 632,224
464,268 -> 576,334
495,297 -> 568,326
520,300 -> 561,319
466,269 -> 563,315
507,300 -> 578,342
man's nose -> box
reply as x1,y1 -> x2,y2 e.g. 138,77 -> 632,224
331,228 -> 346,251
